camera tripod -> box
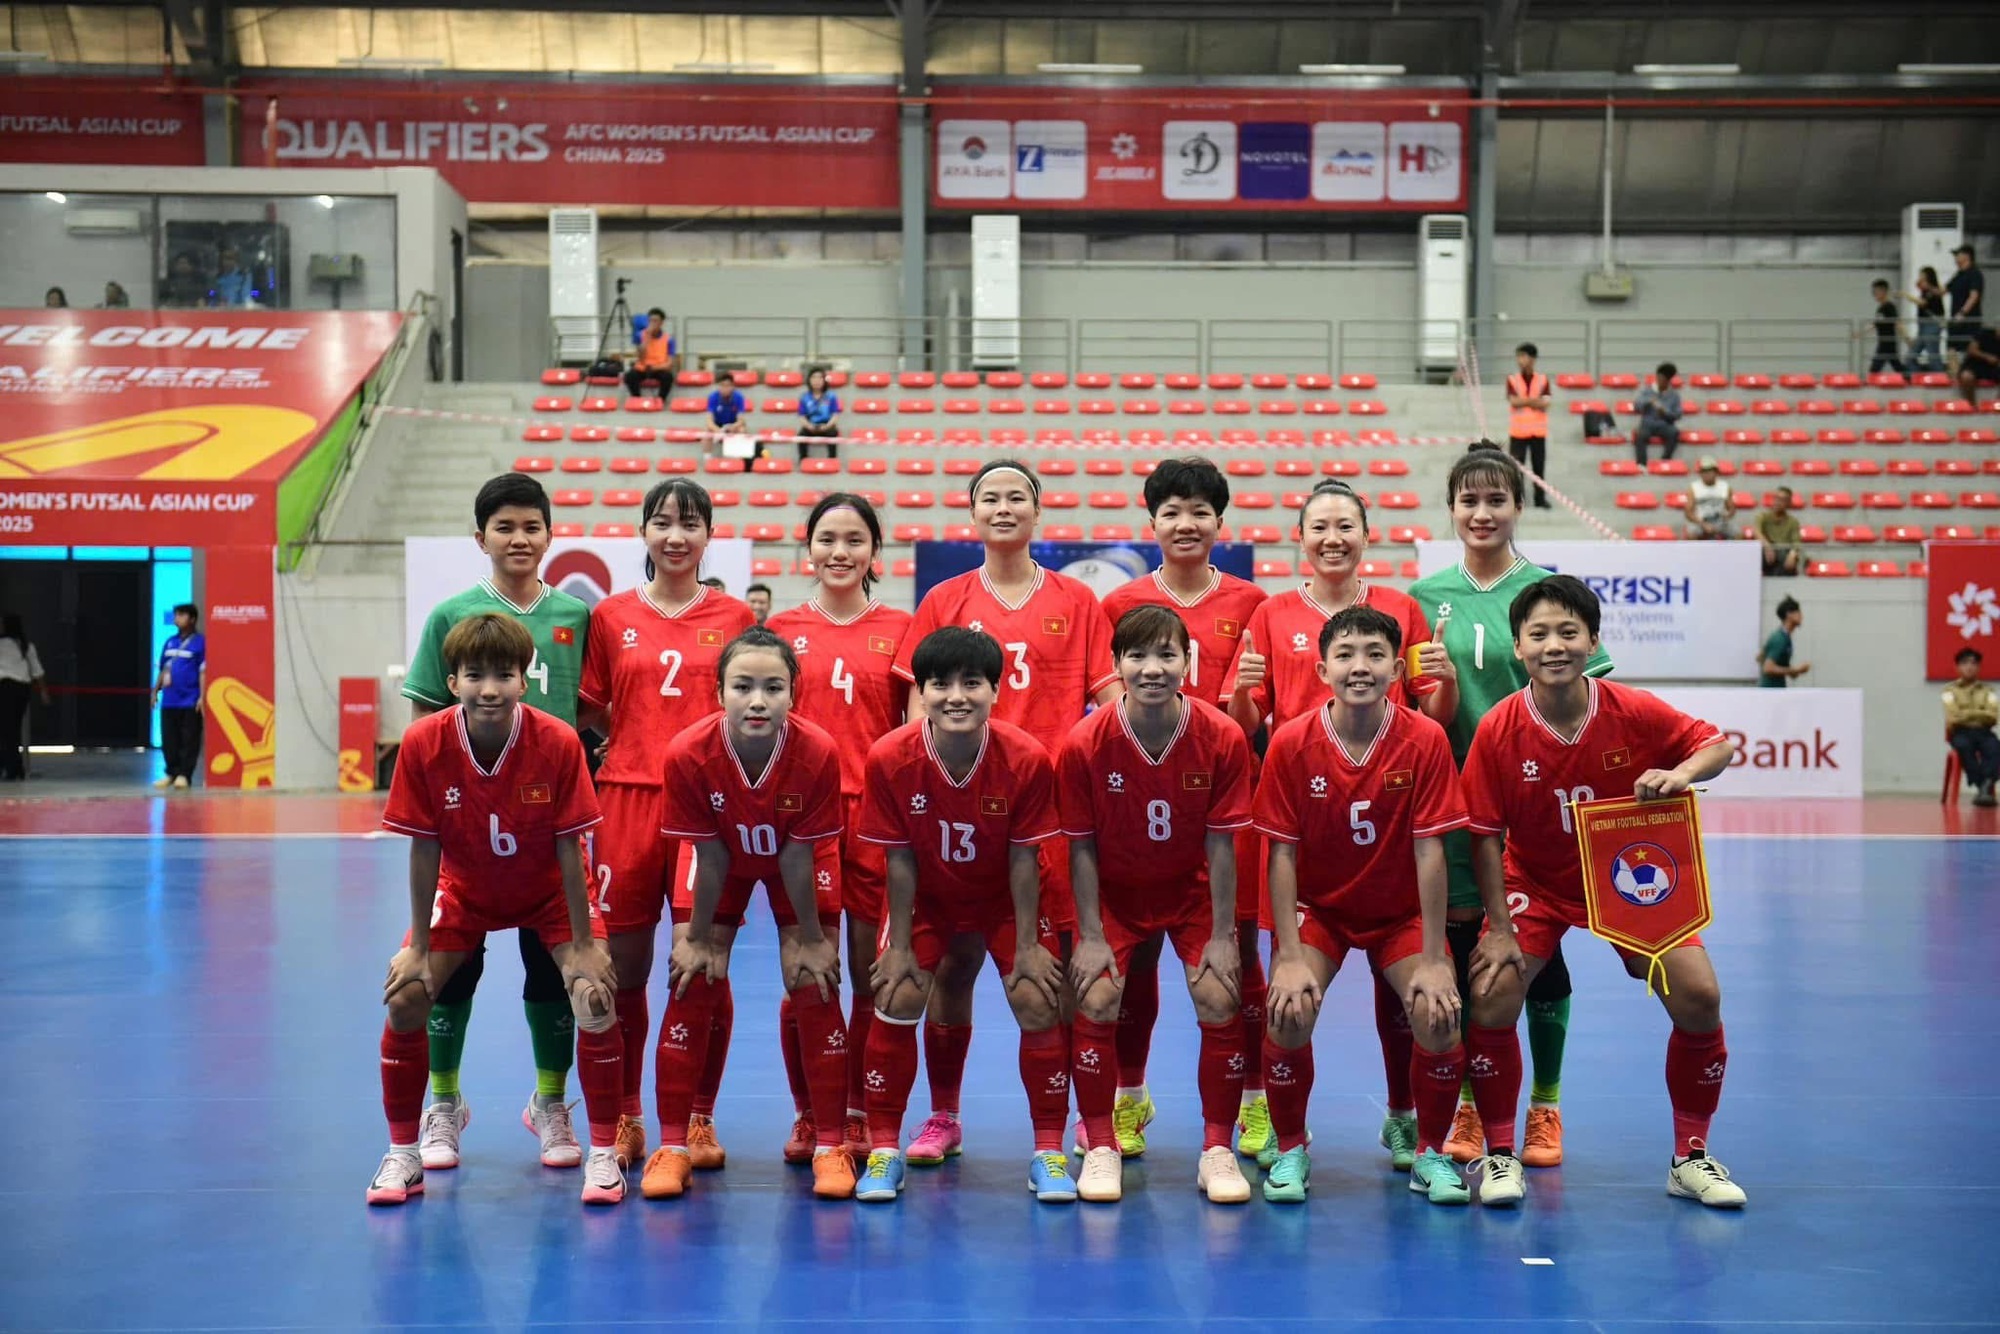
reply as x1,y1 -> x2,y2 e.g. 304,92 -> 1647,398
595,277 -> 634,365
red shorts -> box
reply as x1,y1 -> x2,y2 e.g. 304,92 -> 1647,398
1237,827 -> 1268,928
1293,903 -> 1426,976
1099,884 -> 1215,973
671,837 -> 842,930
1495,873 -> 1704,965
409,874 -> 607,954
883,903 -> 1062,977
838,802 -> 888,923
1039,836 -> 1076,935
594,781 -> 680,935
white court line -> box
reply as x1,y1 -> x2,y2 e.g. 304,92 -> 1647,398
1521,1257 -> 1555,1266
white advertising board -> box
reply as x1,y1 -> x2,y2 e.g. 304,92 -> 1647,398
1650,687 -> 1864,799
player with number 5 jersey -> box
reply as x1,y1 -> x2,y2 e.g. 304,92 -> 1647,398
765,494 -> 914,1165
578,479 -> 755,1172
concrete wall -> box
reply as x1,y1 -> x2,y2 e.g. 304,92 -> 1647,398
274,567 -> 404,791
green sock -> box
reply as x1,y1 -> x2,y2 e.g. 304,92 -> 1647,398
427,1000 -> 473,1099
1526,996 -> 1570,1105
525,999 -> 575,1099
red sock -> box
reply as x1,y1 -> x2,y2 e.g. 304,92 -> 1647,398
1465,1024 -> 1523,1152
924,1021 -> 972,1117
1261,1036 -> 1313,1152
1411,1042 -> 1466,1154
1665,1025 -> 1727,1157
691,978 -> 732,1118
380,1024 -> 428,1144
1018,1027 -> 1072,1152
863,1013 -> 920,1149
787,986 -> 852,1149
1238,927 -> 1268,1093
1373,972 -> 1414,1113
616,987 -> 648,1118
653,976 -> 723,1147
845,989 -> 874,1115
1114,956 -> 1160,1087
575,1022 -> 625,1148
779,993 -> 811,1116
1197,1019 -> 1246,1150
1071,1015 -> 1119,1149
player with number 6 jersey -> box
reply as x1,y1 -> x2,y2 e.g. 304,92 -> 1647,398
765,494 -> 914,1164
577,479 -> 755,1172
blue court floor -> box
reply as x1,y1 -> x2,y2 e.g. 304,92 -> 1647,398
2,826 -> 1996,1331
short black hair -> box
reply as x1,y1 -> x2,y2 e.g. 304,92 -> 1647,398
474,472 -> 551,530
1958,647 -> 1983,665
717,625 -> 798,685
1142,456 -> 1230,516
1319,604 -> 1402,657
1656,362 -> 1678,381
1954,244 -> 1977,262
1872,277 -> 1889,288
910,626 -> 1003,689
1510,574 -> 1601,639
1515,342 -> 1538,358
1447,441 -> 1525,507
1112,604 -> 1190,659
647,307 -> 665,320
746,583 -> 773,599
805,491 -> 885,593
1776,596 -> 1800,621
716,369 -> 736,382
173,603 -> 200,624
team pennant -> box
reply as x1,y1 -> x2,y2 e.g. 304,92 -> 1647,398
1182,771 -> 1211,790
1571,791 -> 1713,996
980,795 -> 1009,815
777,793 -> 804,813
518,783 -> 552,805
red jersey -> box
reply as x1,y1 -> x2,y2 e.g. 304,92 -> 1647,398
658,713 -> 845,882
764,599 -> 915,798
893,565 -> 1117,754
1224,583 -> 1434,728
382,704 -> 601,918
1254,702 -> 1466,930
578,585 -> 756,787
858,718 -> 1060,925
1101,569 -> 1267,708
1056,696 -> 1254,894
1462,678 -> 1725,903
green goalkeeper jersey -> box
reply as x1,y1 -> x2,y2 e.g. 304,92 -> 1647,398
403,579 -> 589,726
1407,556 -> 1614,910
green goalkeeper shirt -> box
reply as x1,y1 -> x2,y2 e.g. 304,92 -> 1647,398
402,579 -> 589,726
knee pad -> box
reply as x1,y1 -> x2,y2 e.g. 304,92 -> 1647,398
1527,940 -> 1572,1004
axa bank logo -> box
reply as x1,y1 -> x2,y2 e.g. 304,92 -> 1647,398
544,548 -> 614,609
1581,575 -> 1691,606
961,135 -> 990,161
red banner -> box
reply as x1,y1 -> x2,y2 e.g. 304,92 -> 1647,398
240,81 -> 899,208
1927,541 -> 2000,680
203,547 -> 277,790
0,310 -> 400,546
1572,792 -> 1713,985
338,676 -> 380,792
931,86 -> 1468,212
0,78 -> 206,166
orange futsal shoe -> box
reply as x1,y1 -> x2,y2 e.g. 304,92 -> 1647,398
785,1115 -> 817,1165
640,1147 -> 693,1199
614,1115 -> 646,1169
1522,1105 -> 1565,1168
1444,1102 -> 1485,1164
842,1115 -> 871,1167
687,1114 -> 728,1170
812,1148 -> 858,1199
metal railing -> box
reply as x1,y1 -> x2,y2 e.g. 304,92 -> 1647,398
1208,320 -> 1334,376
681,315 -> 811,370
1594,320 -> 1725,378
1724,319 -> 1859,376
1075,318 -> 1203,373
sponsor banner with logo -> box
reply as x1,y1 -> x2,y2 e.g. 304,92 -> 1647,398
402,535 -> 754,664
204,548 -> 279,790
337,677 -> 381,792
913,539 -> 1256,604
0,78 -> 206,165
933,86 -> 1468,211
1413,540 -> 1762,681
1649,687 -> 1863,799
240,81 -> 898,209
0,310 -> 402,546
1925,540 -> 2000,680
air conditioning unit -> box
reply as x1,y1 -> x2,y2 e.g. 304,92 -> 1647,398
1416,214 -> 1468,371
548,208 -> 600,364
1902,202 -> 1963,290
971,214 -> 1022,368
64,207 -> 146,236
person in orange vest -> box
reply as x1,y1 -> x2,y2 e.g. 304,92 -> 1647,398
1505,344 -> 1553,510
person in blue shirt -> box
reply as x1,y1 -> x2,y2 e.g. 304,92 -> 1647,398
152,603 -> 206,788
208,246 -> 258,308
707,370 -> 764,458
795,366 -> 842,461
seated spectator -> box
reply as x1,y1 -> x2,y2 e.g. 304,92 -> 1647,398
708,371 -> 758,457
1944,647 -> 1999,807
160,252 -> 207,307
1957,325 -> 2000,406
1632,361 -> 1682,465
1758,597 -> 1809,688
623,307 -> 676,400
1865,278 -> 1904,374
700,576 -> 728,593
1683,456 -> 1736,540
795,367 -> 841,461
1755,486 -> 1804,576
44,286 -> 66,308
99,281 -> 130,309
209,246 -> 255,307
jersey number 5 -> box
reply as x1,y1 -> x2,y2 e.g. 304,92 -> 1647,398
1349,800 -> 1376,846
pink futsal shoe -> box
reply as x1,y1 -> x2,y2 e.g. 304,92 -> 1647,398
905,1113 -> 964,1166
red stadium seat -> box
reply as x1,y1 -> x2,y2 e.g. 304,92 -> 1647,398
1616,492 -> 1661,510
1036,458 -> 1078,476
1321,458 -> 1361,477
1912,428 -> 1953,445
1779,373 -> 1819,389
1795,400 -> 1837,416
1088,492 -> 1129,509
513,455 -> 554,473
1823,372 -> 1862,389
1555,372 -> 1596,389
1884,524 -> 1928,543
533,395 -> 573,413
852,398 -> 891,414
1254,560 -> 1294,578
552,488 -> 592,507
1123,399 -> 1162,415
1033,400 -> 1072,415
541,368 -> 582,386
1937,459 -> 1980,477
569,426 -> 609,444
1600,460 -> 1643,477
1706,400 -> 1745,416
751,457 -> 794,474
1302,399 -> 1343,415
1832,525 -> 1878,544
657,457 -> 697,474
1962,492 -> 2000,510
1889,400 -> 1930,415
1296,373 -> 1333,390
1376,492 -> 1421,510
1601,373 -> 1638,390
892,523 -> 936,543
894,491 -> 936,509
1074,372 -> 1112,390
1789,459 -> 1833,476
896,371 -> 936,390
1043,491 -> 1081,509
1868,372 -> 1908,389
1679,430 -> 1719,447
1807,560 -> 1852,577
1960,429 -> 2000,445
1937,400 -> 1976,416
1913,491 -> 1956,509
1856,560 -> 1904,578
1689,373 -> 1727,390
943,524 -> 976,541
1836,458 -> 1881,476
609,456 -> 650,473
578,396 -> 616,413
897,399 -> 936,414
1810,491 -> 1855,509
1235,491 -> 1277,510
1368,459 -> 1410,476
624,397 -> 664,414
1751,399 -> 1793,416
1339,373 -> 1378,390
1086,459 -> 1126,476
560,456 -> 603,472
1386,524 -> 1432,544
1349,400 -> 1388,415
1722,429 -> 1766,446
1817,428 -> 1861,445
1240,524 -> 1283,543
1091,525 -> 1135,541
1258,400 -> 1299,415
1934,524 -> 1982,540
1214,400 -> 1253,415
1632,525 -> 1678,541
1771,428 -> 1812,444
1860,491 -> 1905,509
590,522 -> 635,539
1043,524 -> 1084,541
984,371 -> 1023,389
1250,372 -> 1289,389
1742,460 -> 1785,477
522,425 -> 563,444
1029,371 -> 1068,389
1735,373 -> 1774,390
1649,459 -> 1690,476
1118,372 -> 1157,390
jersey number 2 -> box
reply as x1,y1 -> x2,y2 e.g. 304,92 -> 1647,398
658,649 -> 684,697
